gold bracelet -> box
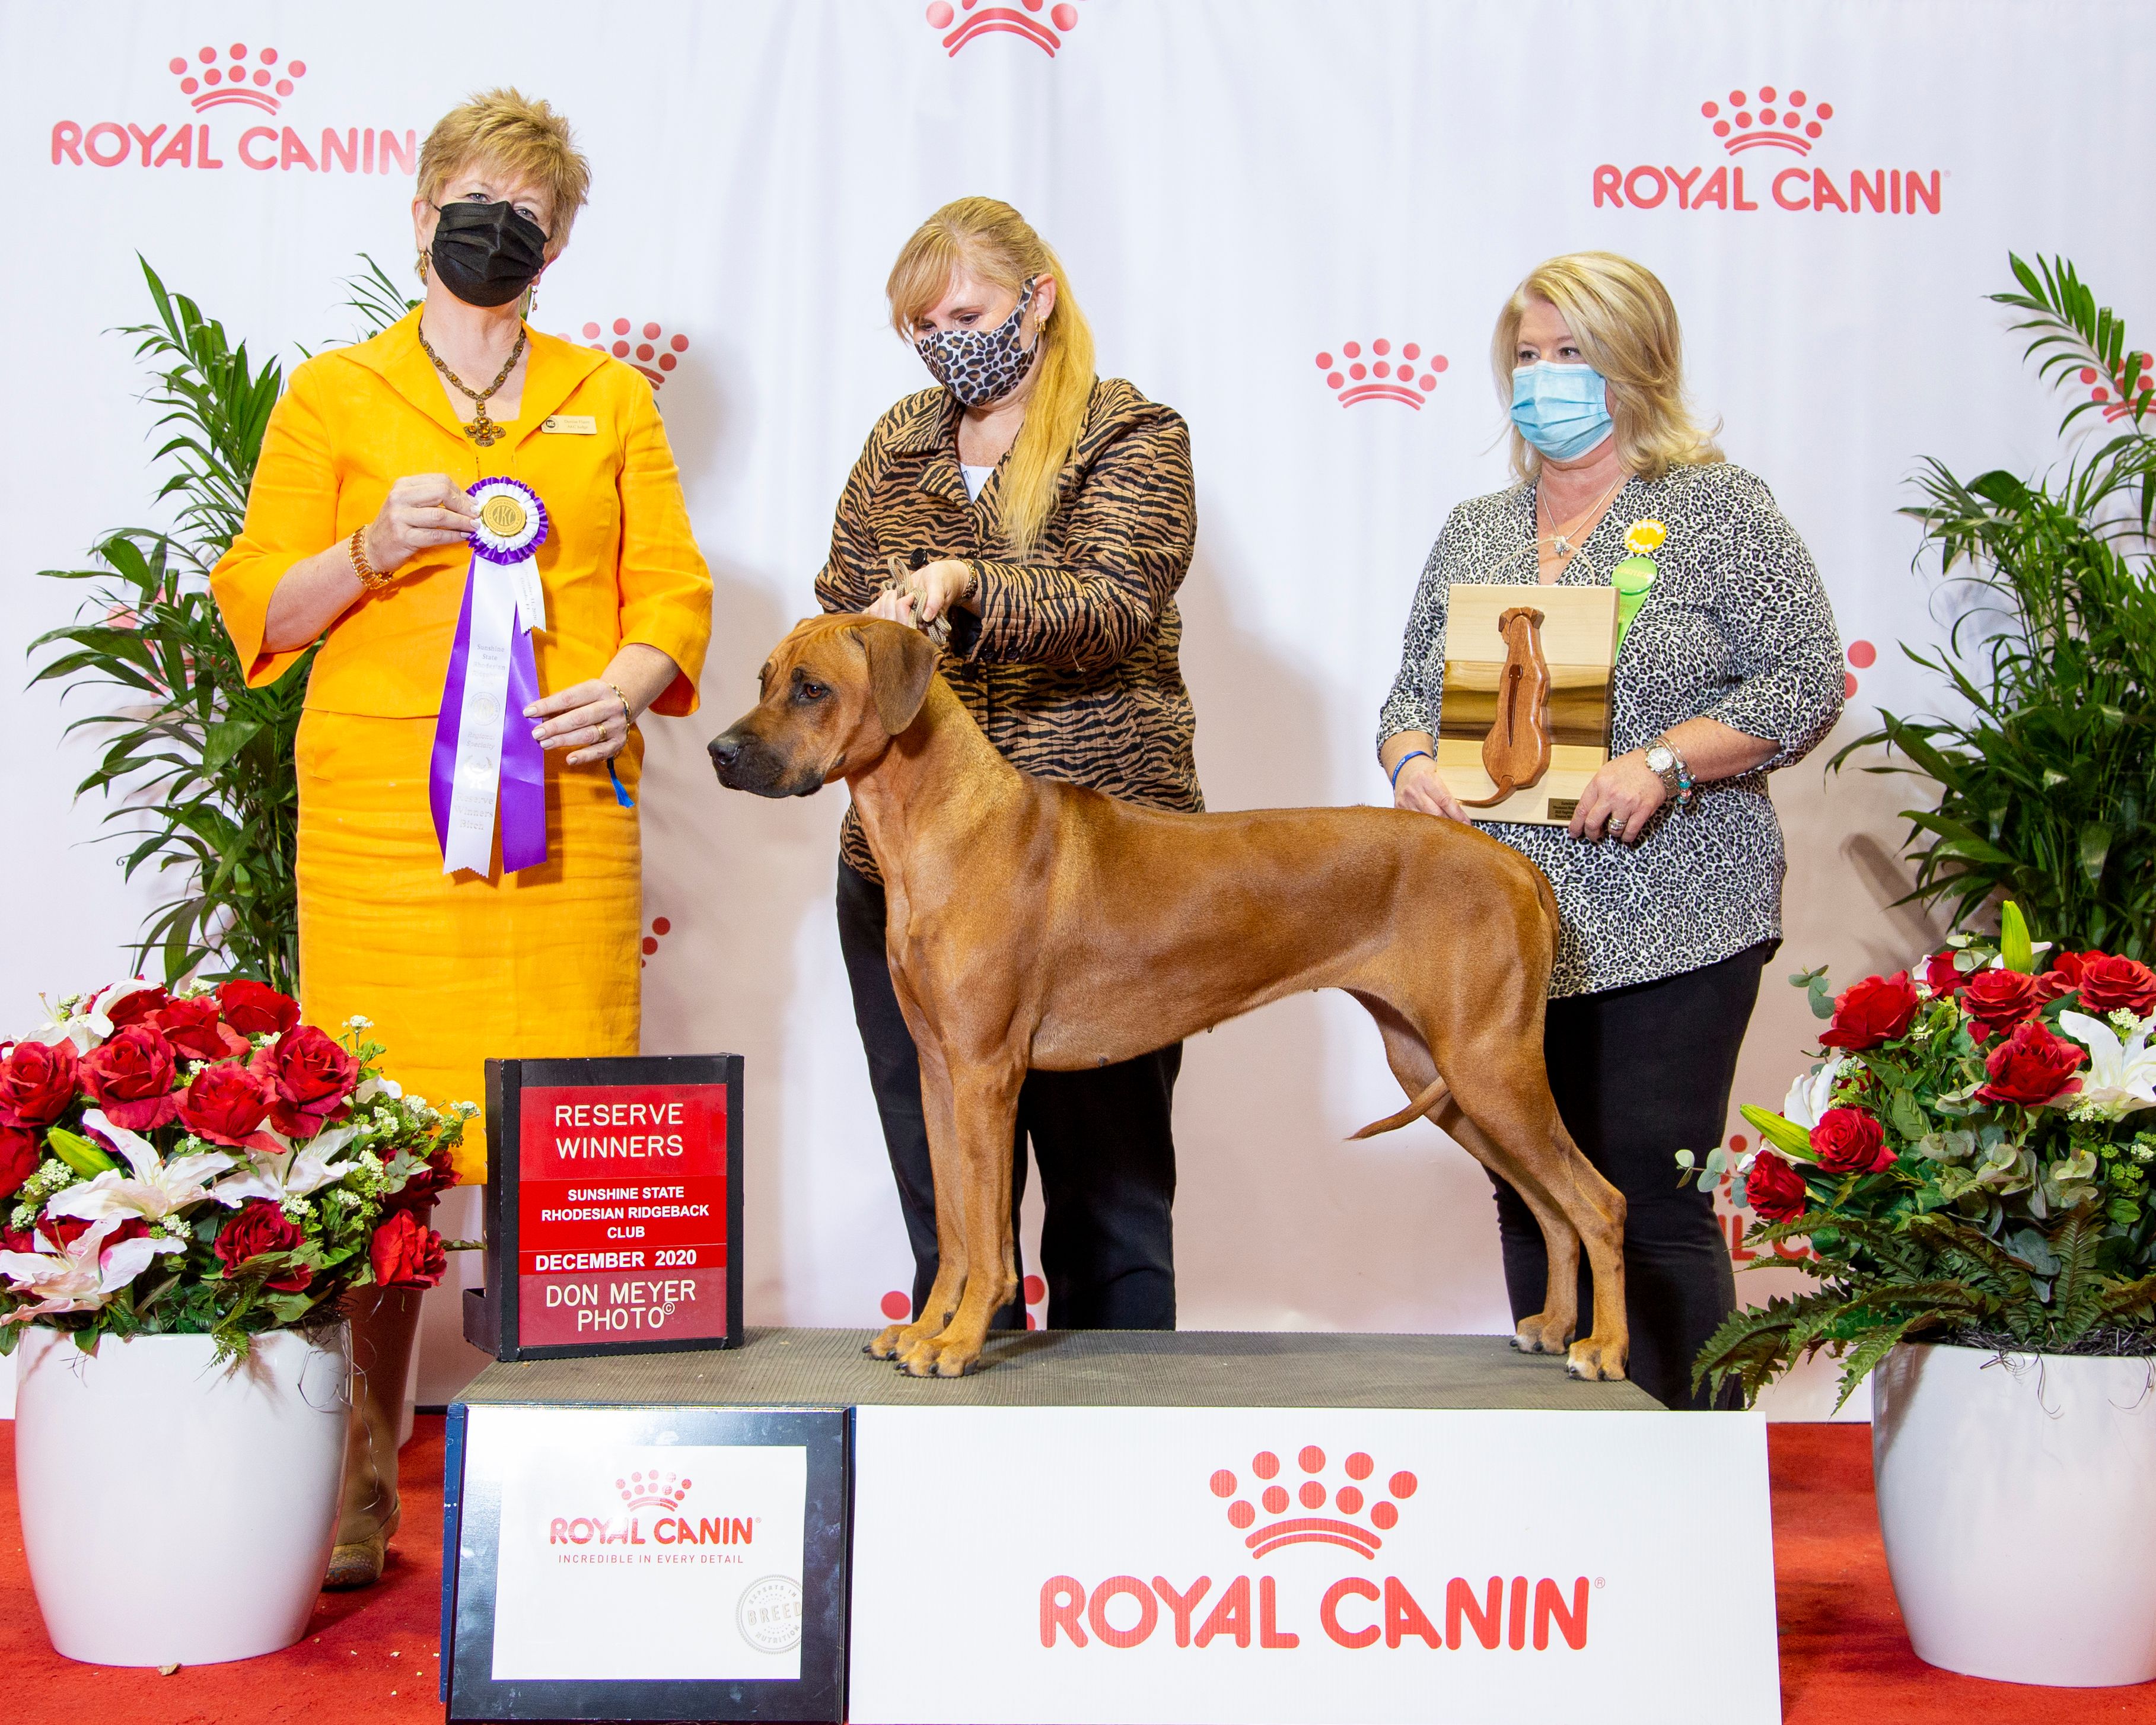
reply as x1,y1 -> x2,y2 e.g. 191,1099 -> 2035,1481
606,681 -> 633,725
348,526 -> 393,592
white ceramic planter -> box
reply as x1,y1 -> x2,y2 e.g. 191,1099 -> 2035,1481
14,1323 -> 350,1667
1872,1340 -> 2156,1687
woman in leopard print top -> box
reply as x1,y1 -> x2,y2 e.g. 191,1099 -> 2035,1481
817,198 -> 1199,1337
1377,253 -> 1843,1409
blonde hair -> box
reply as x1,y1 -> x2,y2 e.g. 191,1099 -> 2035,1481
887,198 -> 1097,556
1491,252 -> 1721,483
418,88 -> 591,249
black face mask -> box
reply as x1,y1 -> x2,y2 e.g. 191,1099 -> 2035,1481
429,199 -> 549,307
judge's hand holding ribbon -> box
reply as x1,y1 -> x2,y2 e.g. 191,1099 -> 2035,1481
526,645 -> 680,766
363,474 -> 481,569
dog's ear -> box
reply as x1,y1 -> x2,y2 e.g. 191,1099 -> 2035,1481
859,621 -> 939,736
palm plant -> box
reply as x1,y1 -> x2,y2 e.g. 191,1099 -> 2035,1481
1838,255 -> 2156,958
29,256 -> 418,994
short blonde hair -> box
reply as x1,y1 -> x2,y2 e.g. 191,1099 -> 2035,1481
417,88 -> 591,248
887,198 -> 1097,558
1492,252 -> 1720,483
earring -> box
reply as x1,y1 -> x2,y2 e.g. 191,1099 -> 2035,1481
415,251 -> 429,285
520,284 -> 537,320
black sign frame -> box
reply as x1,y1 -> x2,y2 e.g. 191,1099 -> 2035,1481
466,1053 -> 744,1361
442,1402 -> 849,1722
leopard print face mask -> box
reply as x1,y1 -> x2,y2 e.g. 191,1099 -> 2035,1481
914,278 -> 1039,408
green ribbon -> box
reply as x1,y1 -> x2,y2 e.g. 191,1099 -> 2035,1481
1612,555 -> 1657,650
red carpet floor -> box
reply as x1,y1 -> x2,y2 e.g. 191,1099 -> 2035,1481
2,1418 -> 2151,1721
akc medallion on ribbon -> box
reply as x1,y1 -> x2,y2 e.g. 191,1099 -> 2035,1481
430,478 -> 550,876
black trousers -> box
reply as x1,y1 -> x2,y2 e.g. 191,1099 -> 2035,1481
836,860 -> 1180,1331
1491,941 -> 1775,1411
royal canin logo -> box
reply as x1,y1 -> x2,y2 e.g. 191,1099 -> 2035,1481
2083,354 -> 2154,423
172,43 -> 304,113
566,319 -> 692,389
1594,85 -> 1943,217
925,0 -> 1083,58
1702,85 -> 1830,154
1315,340 -> 1448,410
548,1469 -> 756,1549
52,44 -> 413,175
1040,1446 -> 1596,1654
1212,1446 -> 1415,1558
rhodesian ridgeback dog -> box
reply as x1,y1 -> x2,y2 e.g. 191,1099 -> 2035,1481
709,616 -> 1628,1381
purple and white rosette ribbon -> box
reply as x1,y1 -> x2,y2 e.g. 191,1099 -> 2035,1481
429,478 -> 550,876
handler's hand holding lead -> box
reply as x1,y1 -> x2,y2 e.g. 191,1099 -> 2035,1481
527,679 -> 633,765
1394,754 -> 1471,823
365,474 -> 480,575
1568,750 -> 1668,845
864,587 -> 921,629
901,558 -> 973,625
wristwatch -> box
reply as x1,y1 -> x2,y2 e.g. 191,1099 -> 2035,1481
1645,735 -> 1692,804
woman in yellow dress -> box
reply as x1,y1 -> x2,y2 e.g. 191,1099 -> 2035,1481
212,90 -> 711,1586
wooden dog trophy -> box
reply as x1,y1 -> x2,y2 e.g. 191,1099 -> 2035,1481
1437,585 -> 1619,825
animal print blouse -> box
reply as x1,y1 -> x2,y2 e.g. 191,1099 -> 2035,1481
816,379 -> 1202,883
1377,462 -> 1843,998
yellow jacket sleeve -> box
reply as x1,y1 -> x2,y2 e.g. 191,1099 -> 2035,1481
210,365 -> 337,689
615,380 -> 712,717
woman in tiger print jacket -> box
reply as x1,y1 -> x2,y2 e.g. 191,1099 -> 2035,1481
816,197 -> 1200,1335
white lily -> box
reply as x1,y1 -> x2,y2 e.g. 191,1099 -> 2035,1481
1782,1054 -> 1852,1130
0,1215 -> 179,1323
352,1075 -> 402,1105
44,1110 -> 234,1227
211,1122 -> 358,1207
2058,1011 -> 2156,1120
35,978 -> 163,1054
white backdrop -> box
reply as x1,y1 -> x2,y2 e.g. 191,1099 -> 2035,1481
7,0 -> 2152,1420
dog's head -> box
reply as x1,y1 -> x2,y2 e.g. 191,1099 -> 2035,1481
708,615 -> 940,798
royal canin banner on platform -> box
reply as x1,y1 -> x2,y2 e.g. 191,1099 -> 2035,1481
849,1406 -> 1778,1723
7,2 -> 2154,1418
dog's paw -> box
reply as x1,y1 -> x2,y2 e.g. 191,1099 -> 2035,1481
866,1322 -> 907,1360
1565,1336 -> 1628,1382
1511,1313 -> 1574,1356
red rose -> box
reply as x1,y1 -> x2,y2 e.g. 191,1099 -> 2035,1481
216,981 -> 301,1038
2050,951 -> 2098,992
98,982 -> 170,1029
214,1199 -> 310,1292
250,1026 -> 357,1140
1810,1106 -> 1897,1175
1961,969 -> 2045,1042
0,1038 -> 81,1128
0,1126 -> 39,1201
78,1026 -> 180,1131
50,1214 -> 147,1252
1976,1020 -> 2087,1109
1819,972 -> 1921,1051
2075,955 -> 2156,1019
155,997 -> 248,1061
369,1207 -> 448,1290
1923,951 -> 1970,997
1745,1151 -> 1811,1223
175,1061 -> 275,1147
384,1147 -> 457,1215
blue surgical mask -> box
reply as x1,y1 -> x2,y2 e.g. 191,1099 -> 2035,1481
1510,362 -> 1614,462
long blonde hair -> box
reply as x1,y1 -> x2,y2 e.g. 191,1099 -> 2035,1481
1491,252 -> 1721,484
887,198 -> 1097,556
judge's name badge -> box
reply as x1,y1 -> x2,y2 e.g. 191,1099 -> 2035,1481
541,414 -> 598,435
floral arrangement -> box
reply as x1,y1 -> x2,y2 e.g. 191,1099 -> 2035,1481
1684,904 -> 2156,1407
0,978 -> 470,1360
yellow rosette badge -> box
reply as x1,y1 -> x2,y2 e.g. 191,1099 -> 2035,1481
1613,518 -> 1666,650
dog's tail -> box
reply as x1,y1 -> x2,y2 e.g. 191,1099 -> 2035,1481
1349,1072 -> 1451,1140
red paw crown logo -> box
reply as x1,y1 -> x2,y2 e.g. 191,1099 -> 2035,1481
574,320 -> 690,389
925,0 -> 1082,58
1211,1446 -> 1418,1560
617,1469 -> 691,1511
170,44 -> 305,114
2084,354 -> 2153,423
1316,340 -> 1447,409
1700,86 -> 1831,155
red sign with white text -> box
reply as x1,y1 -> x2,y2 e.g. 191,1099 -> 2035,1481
517,1083 -> 730,1347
